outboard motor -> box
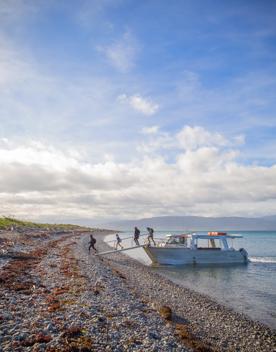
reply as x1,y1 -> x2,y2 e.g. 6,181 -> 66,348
239,248 -> 248,263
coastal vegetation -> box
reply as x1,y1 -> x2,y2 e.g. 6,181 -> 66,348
0,216 -> 90,231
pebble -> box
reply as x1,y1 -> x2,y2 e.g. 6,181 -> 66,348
0,230 -> 275,352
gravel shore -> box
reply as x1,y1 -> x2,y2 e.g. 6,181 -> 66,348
0,230 -> 188,351
0,230 -> 275,352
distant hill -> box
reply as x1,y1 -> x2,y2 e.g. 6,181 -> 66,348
102,215 -> 276,231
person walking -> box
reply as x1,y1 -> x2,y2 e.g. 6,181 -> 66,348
115,234 -> 123,250
134,226 -> 140,246
147,227 -> 156,246
88,234 -> 97,253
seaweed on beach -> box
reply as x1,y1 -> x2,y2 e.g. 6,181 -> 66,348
174,323 -> 216,352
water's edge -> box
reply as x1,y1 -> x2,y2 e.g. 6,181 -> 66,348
104,231 -> 276,329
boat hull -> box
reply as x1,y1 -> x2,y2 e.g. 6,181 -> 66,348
143,247 -> 248,265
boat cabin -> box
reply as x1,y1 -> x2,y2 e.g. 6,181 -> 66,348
164,233 -> 242,250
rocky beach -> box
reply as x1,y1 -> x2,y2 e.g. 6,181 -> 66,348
0,228 -> 275,352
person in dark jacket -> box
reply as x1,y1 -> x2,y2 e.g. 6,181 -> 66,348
134,227 -> 140,246
115,234 -> 123,250
147,227 -> 156,246
89,234 -> 97,253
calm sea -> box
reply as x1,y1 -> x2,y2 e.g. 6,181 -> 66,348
105,231 -> 276,329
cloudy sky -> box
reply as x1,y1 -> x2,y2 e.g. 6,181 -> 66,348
0,0 -> 276,224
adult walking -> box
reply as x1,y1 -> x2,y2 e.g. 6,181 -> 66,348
147,227 -> 156,246
88,233 -> 97,253
115,234 -> 124,250
134,226 -> 140,246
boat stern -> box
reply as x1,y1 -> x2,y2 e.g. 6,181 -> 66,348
239,248 -> 249,263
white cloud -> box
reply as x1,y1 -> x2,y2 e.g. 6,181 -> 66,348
0,34 -> 139,154
1,126 -> 276,222
137,132 -> 173,154
118,93 -> 159,116
0,34 -> 32,87
0,0 -> 39,23
176,147 -> 238,172
177,126 -> 227,150
98,31 -> 139,72
0,12 -> 275,222
138,126 -> 239,154
141,126 -> 160,134
233,134 -> 245,145
0,140 -> 137,193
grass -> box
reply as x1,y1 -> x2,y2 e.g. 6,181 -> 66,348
0,216 -> 91,231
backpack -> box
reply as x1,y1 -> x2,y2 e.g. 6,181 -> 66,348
90,237 -> 96,244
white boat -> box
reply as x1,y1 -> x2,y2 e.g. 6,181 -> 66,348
143,232 -> 248,266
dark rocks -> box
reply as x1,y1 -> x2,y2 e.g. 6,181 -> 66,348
159,305 -> 173,321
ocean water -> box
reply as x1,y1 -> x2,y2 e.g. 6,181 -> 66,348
105,231 -> 276,329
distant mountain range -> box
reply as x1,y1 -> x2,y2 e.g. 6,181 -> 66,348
102,215 -> 276,231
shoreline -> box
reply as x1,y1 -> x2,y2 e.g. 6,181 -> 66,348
104,231 -> 276,329
0,229 -> 275,351
100,232 -> 276,351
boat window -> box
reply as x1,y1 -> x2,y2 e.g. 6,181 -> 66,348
179,237 -> 186,244
197,238 -> 221,249
166,236 -> 188,245
167,237 -> 179,244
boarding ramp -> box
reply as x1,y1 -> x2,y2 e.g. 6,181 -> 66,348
96,244 -> 144,256
97,233 -> 161,257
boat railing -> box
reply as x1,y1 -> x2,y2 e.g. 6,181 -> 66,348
147,237 -> 167,247
106,234 -> 166,249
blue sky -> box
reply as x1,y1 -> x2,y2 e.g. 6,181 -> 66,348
0,0 -> 276,223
